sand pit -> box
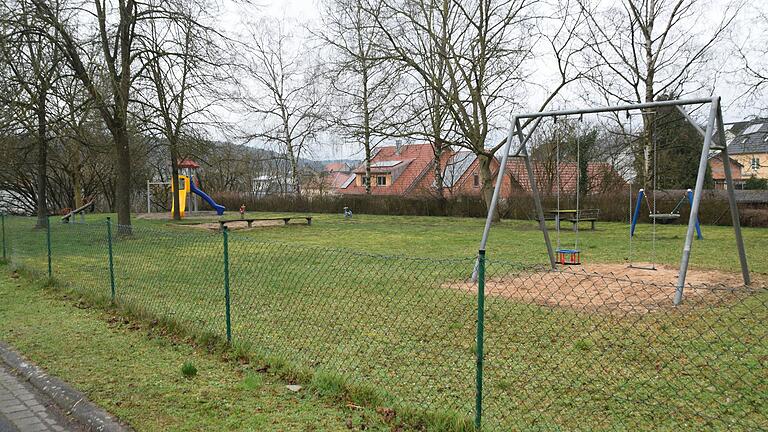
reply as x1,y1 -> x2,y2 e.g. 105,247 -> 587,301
135,211 -> 221,220
454,263 -> 765,314
187,220 -> 290,231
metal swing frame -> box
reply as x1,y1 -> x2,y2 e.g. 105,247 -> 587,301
477,96 -> 750,305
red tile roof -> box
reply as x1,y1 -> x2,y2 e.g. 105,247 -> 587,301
504,160 -> 625,194
327,171 -> 353,189
337,143 -> 626,197
178,159 -> 200,169
341,143 -> 435,195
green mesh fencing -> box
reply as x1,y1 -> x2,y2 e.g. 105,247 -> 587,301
3,215 -> 50,276
1,214 -> 766,430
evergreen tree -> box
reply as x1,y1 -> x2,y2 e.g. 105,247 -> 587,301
652,96 -> 713,189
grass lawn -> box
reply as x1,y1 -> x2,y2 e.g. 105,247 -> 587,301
141,211 -> 768,273
0,267 -> 395,431
2,212 -> 767,430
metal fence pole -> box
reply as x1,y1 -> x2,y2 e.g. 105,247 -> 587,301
1,214 -> 6,261
107,217 -> 116,303
475,249 -> 486,430
46,215 -> 52,279
223,227 -> 232,343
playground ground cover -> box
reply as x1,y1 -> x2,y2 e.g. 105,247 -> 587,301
3,212 -> 767,430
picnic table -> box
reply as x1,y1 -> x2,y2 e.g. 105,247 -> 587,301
218,216 -> 312,229
546,209 -> 599,231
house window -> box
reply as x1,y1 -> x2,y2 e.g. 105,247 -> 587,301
376,176 -> 387,186
473,173 -> 480,187
751,157 -> 760,171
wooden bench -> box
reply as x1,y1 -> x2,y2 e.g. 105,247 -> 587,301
218,216 -> 312,229
566,209 -> 599,231
61,201 -> 95,223
534,213 -> 557,222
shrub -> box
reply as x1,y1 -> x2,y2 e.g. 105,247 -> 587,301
211,189 -> 765,226
744,176 -> 768,190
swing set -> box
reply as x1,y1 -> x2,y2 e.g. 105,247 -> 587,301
553,116 -> 584,266
477,96 -> 750,305
625,108 -> 702,271
630,189 -> 702,234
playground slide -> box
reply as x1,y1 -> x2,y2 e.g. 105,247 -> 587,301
189,180 -> 225,215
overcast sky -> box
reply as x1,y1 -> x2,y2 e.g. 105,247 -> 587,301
220,0 -> 768,161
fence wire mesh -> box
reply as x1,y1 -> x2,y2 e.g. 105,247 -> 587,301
0,215 -> 766,430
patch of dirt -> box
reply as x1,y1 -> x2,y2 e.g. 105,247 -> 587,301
453,263 -> 766,314
135,211 -> 220,220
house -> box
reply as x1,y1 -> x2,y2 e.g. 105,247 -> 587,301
252,174 -> 294,196
708,153 -> 744,190
340,143 -> 435,195
439,155 -> 625,197
726,118 -> 768,181
336,142 -> 625,197
300,162 -> 355,196
323,162 -> 355,190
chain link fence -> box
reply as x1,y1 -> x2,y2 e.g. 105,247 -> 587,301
1,214 -> 766,430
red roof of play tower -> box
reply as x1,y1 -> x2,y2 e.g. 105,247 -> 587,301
178,159 -> 200,169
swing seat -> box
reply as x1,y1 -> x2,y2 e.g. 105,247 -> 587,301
649,213 -> 680,224
556,249 -> 581,265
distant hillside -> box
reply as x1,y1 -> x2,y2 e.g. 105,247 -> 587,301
307,159 -> 361,170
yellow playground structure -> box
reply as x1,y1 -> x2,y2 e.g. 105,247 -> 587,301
171,174 -> 225,218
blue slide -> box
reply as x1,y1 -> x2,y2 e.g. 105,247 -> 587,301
189,180 -> 225,215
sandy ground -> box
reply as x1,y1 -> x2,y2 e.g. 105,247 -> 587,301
190,220 -> 291,230
135,211 -> 220,220
454,263 -> 765,314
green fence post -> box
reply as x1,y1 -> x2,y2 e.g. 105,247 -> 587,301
46,215 -> 52,279
107,217 -> 116,303
474,249 -> 486,430
223,227 -> 232,343
1,214 -> 6,262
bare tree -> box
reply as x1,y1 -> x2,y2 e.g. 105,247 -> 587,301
28,0 -> 143,229
52,68 -> 103,211
319,0 -> 407,194
0,0 -> 63,227
577,0 -> 740,187
733,9 -> 768,107
135,0 -> 232,219
400,1 -> 455,199
242,19 -> 327,198
364,0 -> 586,216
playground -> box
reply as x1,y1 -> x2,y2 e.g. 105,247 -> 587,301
2,211 -> 767,431
2,99 -> 766,431
454,262 -> 763,314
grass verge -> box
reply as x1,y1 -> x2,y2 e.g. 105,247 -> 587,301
0,262 -> 474,431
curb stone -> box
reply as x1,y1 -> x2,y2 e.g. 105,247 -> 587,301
0,341 -> 133,432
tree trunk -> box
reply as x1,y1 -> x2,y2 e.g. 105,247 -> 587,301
285,140 -> 301,198
364,145 -> 372,193
114,128 -> 132,233
73,168 -> 83,209
170,144 -> 181,221
642,10 -> 656,190
433,137 -> 445,200
35,92 -> 48,229
362,63 -> 372,194
72,147 -> 83,209
478,154 -> 499,222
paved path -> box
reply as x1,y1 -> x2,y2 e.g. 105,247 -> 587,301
0,364 -> 82,432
